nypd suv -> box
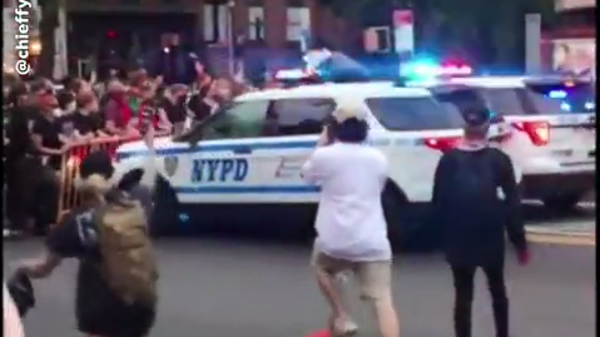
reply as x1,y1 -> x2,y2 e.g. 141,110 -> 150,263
411,75 -> 595,211
113,81 -> 513,246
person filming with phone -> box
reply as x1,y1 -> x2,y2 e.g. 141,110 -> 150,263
300,103 -> 400,337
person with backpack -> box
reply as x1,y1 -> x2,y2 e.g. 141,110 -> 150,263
15,149 -> 158,337
431,107 -> 529,337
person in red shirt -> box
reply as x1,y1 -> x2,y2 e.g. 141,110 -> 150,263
103,80 -> 137,137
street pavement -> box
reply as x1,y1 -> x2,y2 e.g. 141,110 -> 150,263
3,203 -> 595,337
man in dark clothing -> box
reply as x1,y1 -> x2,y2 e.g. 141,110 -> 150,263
432,107 -> 529,337
59,90 -> 105,141
159,83 -> 189,136
16,150 -> 156,337
5,82 -> 37,237
147,33 -> 200,86
28,92 -> 70,231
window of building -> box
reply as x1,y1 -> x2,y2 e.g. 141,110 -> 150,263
248,6 -> 265,41
286,7 -> 310,41
204,3 -> 228,44
269,98 -> 336,136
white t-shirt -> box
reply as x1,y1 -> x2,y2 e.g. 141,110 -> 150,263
301,142 -> 391,261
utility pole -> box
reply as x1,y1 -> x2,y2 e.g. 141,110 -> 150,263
227,0 -> 235,76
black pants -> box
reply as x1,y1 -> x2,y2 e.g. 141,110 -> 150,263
6,157 -> 59,233
451,264 -> 509,337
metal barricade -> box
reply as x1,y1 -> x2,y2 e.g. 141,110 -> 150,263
56,136 -> 139,223
55,130 -> 171,223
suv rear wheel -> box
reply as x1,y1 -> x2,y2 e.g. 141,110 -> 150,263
151,177 -> 181,236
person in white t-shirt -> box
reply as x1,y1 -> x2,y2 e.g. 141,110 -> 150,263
301,103 -> 400,337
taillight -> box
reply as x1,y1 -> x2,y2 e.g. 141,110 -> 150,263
424,136 -> 462,151
488,119 -> 512,143
512,121 -> 550,146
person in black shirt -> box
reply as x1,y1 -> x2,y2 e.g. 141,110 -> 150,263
59,91 -> 106,143
432,107 -> 529,337
16,151 -> 156,337
30,93 -> 71,167
160,83 -> 188,136
187,77 -> 233,126
29,93 -> 71,231
5,82 -> 37,237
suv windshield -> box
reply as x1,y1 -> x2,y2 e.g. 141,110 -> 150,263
526,81 -> 595,113
366,96 -> 465,131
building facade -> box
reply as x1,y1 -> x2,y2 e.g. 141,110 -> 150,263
541,0 -> 595,75
65,0 -> 361,75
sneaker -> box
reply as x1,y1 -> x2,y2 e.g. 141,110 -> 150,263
330,316 -> 359,337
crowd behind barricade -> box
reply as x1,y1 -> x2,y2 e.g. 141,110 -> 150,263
3,63 -> 255,239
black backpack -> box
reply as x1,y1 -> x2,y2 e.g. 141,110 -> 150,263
451,149 -> 499,204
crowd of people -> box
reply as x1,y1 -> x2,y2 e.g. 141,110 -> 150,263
3,63 -> 247,238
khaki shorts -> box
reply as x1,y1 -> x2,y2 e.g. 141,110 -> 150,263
311,248 -> 392,302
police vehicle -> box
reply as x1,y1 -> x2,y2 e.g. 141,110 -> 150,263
112,78 -> 481,247
408,68 -> 596,211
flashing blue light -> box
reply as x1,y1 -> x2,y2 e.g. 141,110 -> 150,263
560,102 -> 572,111
584,101 -> 595,110
548,90 -> 568,99
399,59 -> 473,80
400,59 -> 437,79
179,213 -> 190,222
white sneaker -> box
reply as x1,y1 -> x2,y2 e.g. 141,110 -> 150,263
331,317 -> 359,337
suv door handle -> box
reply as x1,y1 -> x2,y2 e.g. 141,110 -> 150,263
233,146 -> 252,154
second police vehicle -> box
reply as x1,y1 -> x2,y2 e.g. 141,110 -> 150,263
112,57 -> 505,249
402,60 -> 596,211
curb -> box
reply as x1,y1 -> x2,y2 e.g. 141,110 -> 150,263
526,233 -> 595,246
525,227 -> 596,238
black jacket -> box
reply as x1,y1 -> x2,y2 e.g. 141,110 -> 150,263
432,146 -> 527,267
146,47 -> 198,85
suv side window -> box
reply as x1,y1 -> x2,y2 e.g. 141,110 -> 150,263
202,100 -> 270,140
268,98 -> 336,136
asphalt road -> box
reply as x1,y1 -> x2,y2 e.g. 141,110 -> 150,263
3,203 -> 595,337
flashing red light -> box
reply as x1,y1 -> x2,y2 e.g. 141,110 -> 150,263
512,121 -> 550,146
424,136 -> 462,151
106,30 -> 117,39
440,65 -> 472,76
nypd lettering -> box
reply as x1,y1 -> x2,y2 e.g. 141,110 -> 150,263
191,158 -> 248,182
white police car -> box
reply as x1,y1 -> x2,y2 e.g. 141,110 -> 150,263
412,74 -> 595,211
113,81 -> 509,246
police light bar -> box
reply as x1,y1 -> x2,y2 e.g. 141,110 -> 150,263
440,64 -> 473,76
399,59 -> 473,81
274,68 -> 319,81
274,69 -> 307,80
302,48 -> 333,68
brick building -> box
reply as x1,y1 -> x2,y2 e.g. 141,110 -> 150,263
65,0 -> 362,74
